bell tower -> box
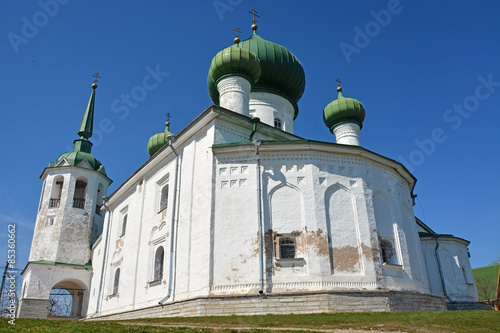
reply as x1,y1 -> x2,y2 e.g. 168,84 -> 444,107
18,76 -> 112,318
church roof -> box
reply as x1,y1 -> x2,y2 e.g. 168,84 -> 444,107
208,45 -> 261,88
323,85 -> 365,132
208,31 -> 305,118
147,121 -> 176,157
49,81 -> 107,176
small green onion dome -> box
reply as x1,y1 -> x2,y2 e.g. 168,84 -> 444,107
147,122 -> 175,157
208,45 -> 261,96
54,150 -> 106,174
323,87 -> 366,133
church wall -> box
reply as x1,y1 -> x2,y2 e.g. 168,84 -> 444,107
86,114 -> 446,318
210,144 -> 430,296
420,237 -> 477,302
212,152 -> 262,294
92,125 -> 219,316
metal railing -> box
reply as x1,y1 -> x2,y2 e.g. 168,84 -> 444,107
73,198 -> 85,209
49,198 -> 61,208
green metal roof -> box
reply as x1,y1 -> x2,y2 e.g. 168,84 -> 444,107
147,122 -> 175,157
29,260 -> 92,270
207,32 -> 305,118
239,32 -> 305,103
50,85 -> 106,175
323,89 -> 365,132
208,45 -> 261,87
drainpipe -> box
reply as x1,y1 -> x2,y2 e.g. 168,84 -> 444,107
434,236 -> 453,303
159,135 -> 179,304
249,117 -> 260,141
254,139 -> 265,295
90,197 -> 112,318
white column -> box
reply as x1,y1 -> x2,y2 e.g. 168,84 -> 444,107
333,123 -> 361,146
217,76 -> 251,116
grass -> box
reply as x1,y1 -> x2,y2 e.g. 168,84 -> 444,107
1,311 -> 499,332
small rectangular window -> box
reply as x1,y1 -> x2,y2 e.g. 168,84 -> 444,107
159,184 -> 169,212
120,214 -> 127,236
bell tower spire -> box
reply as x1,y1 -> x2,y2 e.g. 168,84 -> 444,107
73,73 -> 99,154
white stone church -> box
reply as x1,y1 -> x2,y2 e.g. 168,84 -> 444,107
18,22 -> 480,319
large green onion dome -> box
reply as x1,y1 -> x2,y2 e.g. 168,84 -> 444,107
208,31 -> 305,118
238,32 -> 305,102
147,121 -> 175,157
208,45 -> 261,87
323,86 -> 365,133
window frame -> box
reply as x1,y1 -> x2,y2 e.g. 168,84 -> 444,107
152,246 -> 165,283
112,268 -> 120,296
380,238 -> 397,265
274,117 -> 282,130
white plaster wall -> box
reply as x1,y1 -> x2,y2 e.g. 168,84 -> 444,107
94,126 -> 218,316
420,237 -> 477,302
88,115 -> 435,317
249,92 -> 295,133
20,263 -> 91,317
30,166 -> 110,265
212,148 -> 429,295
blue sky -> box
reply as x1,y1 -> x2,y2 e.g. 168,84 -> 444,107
1,1 -> 499,274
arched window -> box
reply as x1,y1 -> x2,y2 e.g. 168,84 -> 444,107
112,268 -> 120,295
280,238 -> 295,259
49,176 -> 64,208
153,246 -> 165,281
120,214 -> 127,237
274,118 -> 282,130
380,239 -> 395,264
73,178 -> 87,209
159,184 -> 169,212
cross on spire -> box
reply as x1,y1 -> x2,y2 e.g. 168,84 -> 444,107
233,26 -> 241,37
336,77 -> 343,92
165,113 -> 171,122
92,72 -> 101,84
249,8 -> 260,31
233,26 -> 241,43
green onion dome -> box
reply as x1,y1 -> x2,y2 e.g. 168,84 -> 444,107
323,86 -> 365,133
207,45 -> 261,105
54,150 -> 106,175
238,33 -> 305,103
147,122 -> 175,157
207,32 -> 305,118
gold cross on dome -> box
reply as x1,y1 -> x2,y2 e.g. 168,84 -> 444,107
233,26 -> 241,38
92,72 -> 101,84
249,8 -> 260,25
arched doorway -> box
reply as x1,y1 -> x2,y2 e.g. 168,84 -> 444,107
49,280 -> 86,318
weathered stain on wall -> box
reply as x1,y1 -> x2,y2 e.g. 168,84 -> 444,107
333,245 -> 361,273
305,228 -> 329,257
